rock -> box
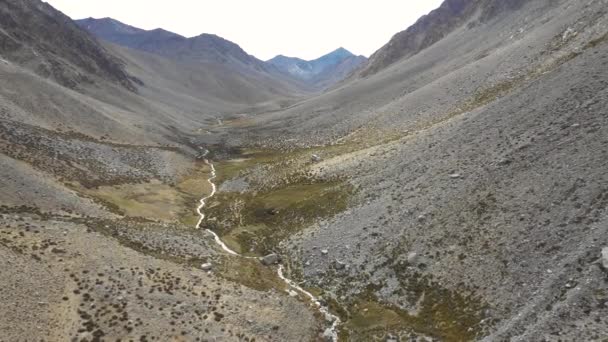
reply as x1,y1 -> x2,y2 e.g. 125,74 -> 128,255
334,260 -> 346,270
601,247 -> 608,270
449,173 -> 461,179
497,158 -> 512,166
321,249 -> 329,255
565,279 -> 576,289
260,253 -> 280,266
201,263 -> 213,271
385,333 -> 398,342
407,252 -> 418,264
322,328 -> 334,342
311,154 -> 322,162
562,27 -> 576,41
317,297 -> 328,306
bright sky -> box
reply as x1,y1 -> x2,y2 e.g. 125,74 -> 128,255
45,0 -> 444,61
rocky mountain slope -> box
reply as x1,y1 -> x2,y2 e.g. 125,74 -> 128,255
268,48 -> 367,89
360,0 -> 529,77
0,0 -> 137,90
218,0 -> 608,340
78,17 -> 266,69
0,3 -> 319,340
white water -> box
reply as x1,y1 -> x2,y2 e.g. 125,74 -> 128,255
195,151 -> 340,341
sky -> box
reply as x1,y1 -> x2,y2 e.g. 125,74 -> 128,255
45,0 -> 444,61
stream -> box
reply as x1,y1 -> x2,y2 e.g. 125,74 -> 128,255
195,152 -> 340,341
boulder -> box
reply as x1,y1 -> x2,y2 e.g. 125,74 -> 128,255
407,252 -> 418,264
385,333 -> 398,342
321,249 -> 329,255
311,154 -> 322,162
201,263 -> 213,271
602,247 -> 608,270
260,253 -> 280,266
334,260 -> 346,270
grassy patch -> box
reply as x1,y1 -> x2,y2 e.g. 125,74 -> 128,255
84,180 -> 185,221
213,149 -> 283,184
216,256 -> 288,292
81,162 -> 212,225
204,180 -> 352,256
199,146 -> 356,256
342,278 -> 486,341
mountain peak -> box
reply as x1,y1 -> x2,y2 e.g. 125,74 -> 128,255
267,47 -> 367,89
76,17 -> 145,36
329,47 -> 354,57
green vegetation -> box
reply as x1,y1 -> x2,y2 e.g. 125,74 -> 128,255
205,180 -> 352,256
213,149 -> 281,184
81,161 -> 213,226
201,147 -> 354,256
341,277 -> 486,341
216,256 -> 288,291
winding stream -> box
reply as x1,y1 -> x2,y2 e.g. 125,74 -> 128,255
195,152 -> 340,341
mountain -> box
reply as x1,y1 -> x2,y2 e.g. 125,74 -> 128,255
232,0 -> 608,339
77,17 -> 183,50
0,2 -> 317,341
268,47 -> 367,89
76,17 -> 310,110
3,0 -> 608,341
360,0 -> 528,77
77,17 -> 285,77
0,1 -> 136,90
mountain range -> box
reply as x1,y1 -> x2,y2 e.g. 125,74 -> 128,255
268,47 -> 367,89
77,17 -> 364,90
2,0 -> 608,341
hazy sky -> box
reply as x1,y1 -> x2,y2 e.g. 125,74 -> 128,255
46,0 -> 444,60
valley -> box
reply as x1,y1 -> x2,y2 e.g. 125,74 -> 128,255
2,0 -> 608,341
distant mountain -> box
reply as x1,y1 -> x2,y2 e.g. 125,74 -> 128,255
76,17 -> 277,73
0,1 -> 136,90
268,48 -> 367,89
76,17 -> 310,107
76,17 -> 182,50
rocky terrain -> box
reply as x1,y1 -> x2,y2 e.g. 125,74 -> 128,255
2,0 -> 608,341
0,0 -> 138,90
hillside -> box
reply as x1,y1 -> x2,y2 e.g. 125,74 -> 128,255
0,1 -> 319,341
268,47 -> 367,89
0,0 -> 136,90
221,0 -> 608,340
360,0 -> 529,77
76,17 -> 311,102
